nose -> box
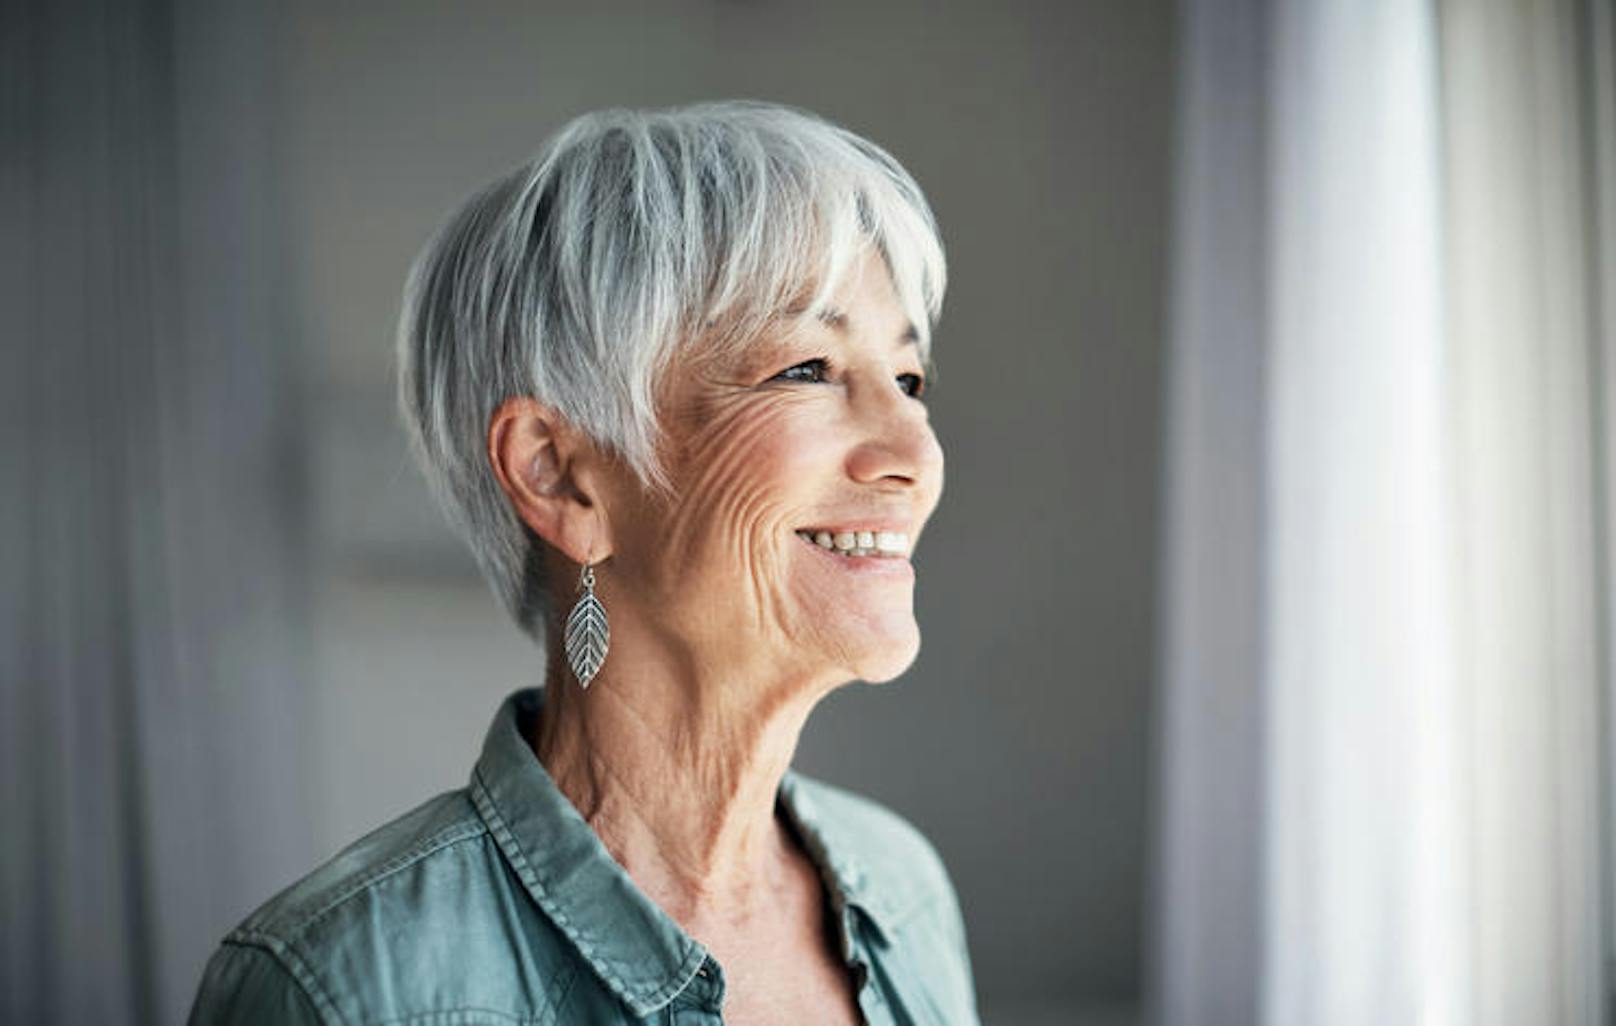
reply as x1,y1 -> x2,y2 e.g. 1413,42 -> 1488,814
844,378 -> 944,492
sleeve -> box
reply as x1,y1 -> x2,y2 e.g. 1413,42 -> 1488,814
187,942 -> 328,1026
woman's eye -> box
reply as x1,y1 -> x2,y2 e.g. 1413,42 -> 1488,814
773,358 -> 830,384
770,358 -> 926,399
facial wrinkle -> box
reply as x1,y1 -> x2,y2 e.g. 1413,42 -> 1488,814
661,392 -> 806,640
676,380 -> 917,681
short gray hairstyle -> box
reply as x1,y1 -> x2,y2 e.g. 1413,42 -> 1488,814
396,100 -> 947,645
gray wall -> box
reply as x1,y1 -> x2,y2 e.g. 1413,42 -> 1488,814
279,2 -> 1173,1020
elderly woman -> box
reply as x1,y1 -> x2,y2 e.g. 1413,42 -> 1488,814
190,101 -> 977,1025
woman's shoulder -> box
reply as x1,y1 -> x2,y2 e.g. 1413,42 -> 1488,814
190,789 -> 562,1024
228,789 -> 487,944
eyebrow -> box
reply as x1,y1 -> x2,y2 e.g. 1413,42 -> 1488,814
816,306 -> 921,348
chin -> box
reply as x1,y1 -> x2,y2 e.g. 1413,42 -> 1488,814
849,625 -> 922,684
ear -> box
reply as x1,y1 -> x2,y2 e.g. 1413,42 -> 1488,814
487,396 -> 613,565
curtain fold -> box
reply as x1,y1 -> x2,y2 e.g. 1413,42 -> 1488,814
1156,0 -> 1614,1022
1149,0 -> 1270,1023
1,2 -> 318,1022
1438,3 -> 1610,1020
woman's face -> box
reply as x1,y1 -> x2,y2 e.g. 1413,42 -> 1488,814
604,249 -> 944,690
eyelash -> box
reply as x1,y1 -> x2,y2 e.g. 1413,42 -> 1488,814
773,358 -> 928,399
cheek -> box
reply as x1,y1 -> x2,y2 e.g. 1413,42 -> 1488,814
652,397 -> 827,591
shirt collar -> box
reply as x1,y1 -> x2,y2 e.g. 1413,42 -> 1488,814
468,687 -> 905,1014
470,688 -> 706,1016
775,770 -> 908,947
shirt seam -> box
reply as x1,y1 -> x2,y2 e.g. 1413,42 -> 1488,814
537,956 -> 582,1026
256,820 -> 490,940
364,1000 -> 558,1026
220,935 -> 349,1026
231,829 -> 579,1026
344,964 -> 576,1025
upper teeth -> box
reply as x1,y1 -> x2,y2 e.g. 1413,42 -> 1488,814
796,528 -> 910,557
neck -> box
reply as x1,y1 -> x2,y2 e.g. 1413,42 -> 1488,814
531,628 -> 838,926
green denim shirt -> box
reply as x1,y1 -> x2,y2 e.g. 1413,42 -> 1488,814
189,688 -> 979,1025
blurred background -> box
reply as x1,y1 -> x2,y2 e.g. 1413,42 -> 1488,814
3,1 -> 1613,1024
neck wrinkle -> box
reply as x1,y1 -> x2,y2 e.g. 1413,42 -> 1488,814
533,634 -> 835,928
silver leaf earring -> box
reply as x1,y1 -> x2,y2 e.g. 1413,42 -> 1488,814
563,562 -> 609,689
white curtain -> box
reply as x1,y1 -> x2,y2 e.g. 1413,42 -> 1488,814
1155,0 -> 1615,1023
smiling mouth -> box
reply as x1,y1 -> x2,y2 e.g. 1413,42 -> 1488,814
793,528 -> 911,558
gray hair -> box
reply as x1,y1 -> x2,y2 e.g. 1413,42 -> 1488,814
396,100 -> 947,645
